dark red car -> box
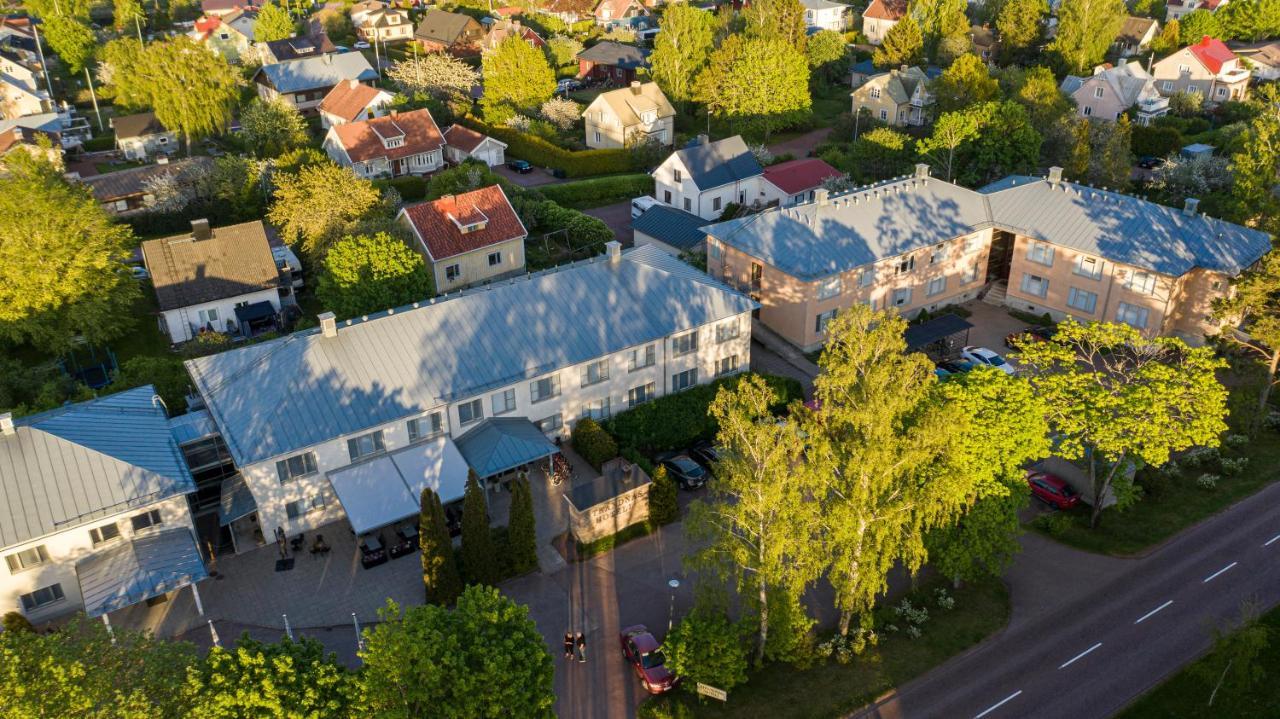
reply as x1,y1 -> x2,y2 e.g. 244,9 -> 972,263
619,625 -> 678,694
1026,470 -> 1081,510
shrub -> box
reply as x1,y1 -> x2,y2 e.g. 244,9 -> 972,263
1180,445 -> 1220,468
571,417 -> 617,470
664,612 -> 750,695
1130,125 -> 1183,158
1034,511 -> 1074,537
1219,457 -> 1249,476
647,465 -> 680,526
372,175 -> 427,202
506,476 -> 539,575
1224,433 -> 1249,449
457,116 -> 636,176
1197,473 -> 1220,490
2,611 -> 34,633
934,588 -> 955,610
535,174 -> 655,209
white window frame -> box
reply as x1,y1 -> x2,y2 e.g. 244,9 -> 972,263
1074,255 -> 1103,280
487,251 -> 502,267
927,276 -> 946,297
672,331 -> 698,357
1026,241 -> 1055,267
672,368 -> 698,392
5,545 -> 49,574
130,509 -> 163,533
530,375 -> 561,404
1067,286 -> 1098,313
581,359 -> 610,387
534,414 -> 563,433
893,287 -> 912,306
89,522 -> 121,547
285,495 -> 325,520
1020,273 -> 1049,298
276,452 -> 319,484
1125,270 -> 1157,295
347,430 -> 386,461
581,397 -> 611,421
458,398 -> 484,426
816,308 -> 837,333
627,381 -> 656,407
19,583 -> 64,612
445,264 -> 461,282
492,388 -> 517,415
1116,301 -> 1150,329
715,355 -> 739,376
629,344 -> 656,371
407,413 -> 443,441
817,276 -> 842,300
715,320 -> 740,343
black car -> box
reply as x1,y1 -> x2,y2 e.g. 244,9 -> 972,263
689,440 -> 723,473
658,454 -> 708,490
1137,156 -> 1165,170
506,159 -> 533,174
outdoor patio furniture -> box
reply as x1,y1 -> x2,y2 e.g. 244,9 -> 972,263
310,535 -> 331,557
290,534 -> 305,553
360,535 -> 387,569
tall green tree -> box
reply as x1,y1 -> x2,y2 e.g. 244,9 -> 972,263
648,463 -> 680,525
952,100 -> 1043,186
316,233 -> 432,319
459,470 -> 499,586
1178,8 -> 1223,43
545,34 -> 583,67
1050,0 -> 1128,73
507,475 -> 538,575
1228,86 -> 1280,232
911,0 -> 969,59
104,37 -> 240,148
931,53 -> 1000,115
689,374 -> 819,665
268,161 -> 383,257
254,2 -> 296,43
1004,65 -> 1074,136
481,35 -> 556,123
1015,320 -> 1229,527
239,97 -> 309,159
743,0 -> 808,49
184,636 -> 354,718
358,590 -> 555,719
833,126 -> 916,182
112,0 -> 145,34
1065,115 -> 1134,188
42,15 -> 103,129
420,487 -> 464,605
650,3 -> 717,106
663,611 -> 750,695
1213,250 -> 1280,422
694,35 -> 811,139
1152,18 -> 1181,54
917,110 -> 979,181
0,152 -> 140,353
806,29 -> 848,80
872,15 -> 925,68
997,0 -> 1049,62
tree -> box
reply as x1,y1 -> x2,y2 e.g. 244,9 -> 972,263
571,417 -> 617,470
0,152 -> 140,353
387,53 -> 479,100
1066,115 -> 1134,187
1015,320 -> 1230,528
316,233 -> 432,319
1130,0 -> 1166,17
113,0 -> 145,34
1178,9 -> 1222,43
184,635 -> 353,718
112,355 -> 193,412
1213,250 -> 1280,423
997,0 -> 1049,62
952,101 -> 1043,186
1005,65 -> 1074,136
873,15 -> 925,69
254,2 -> 295,43
545,34 -> 583,67
694,35 -> 811,139
650,3 -> 716,106
1190,602 -> 1272,706
426,160 -> 504,200
840,126 -> 916,182
931,54 -> 1000,115
42,16 -> 103,130
743,0 -> 807,49
539,96 -> 580,131
239,97 -> 309,159
459,470 -> 499,585
688,375 -> 819,664
481,35 -> 556,124
268,161 -> 383,257
806,29 -> 848,78
1050,0 -> 1128,73
911,0 -> 970,61
420,487 -> 463,605
648,464 -> 680,525
507,475 -> 538,575
1228,86 -> 1280,231
1217,0 -> 1280,41
358,590 -> 555,719
1152,18 -> 1181,54
104,37 -> 240,148
663,611 -> 750,695
918,110 -> 980,181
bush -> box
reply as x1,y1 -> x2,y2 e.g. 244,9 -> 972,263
1034,511 -> 1074,537
648,465 -> 679,525
1220,457 -> 1249,476
372,175 -> 427,202
663,611 -> 750,695
457,116 -> 637,177
506,476 -> 539,575
2,611 -> 34,633
571,417 -> 617,471
1197,473 -> 1220,490
535,174 -> 654,209
1131,125 -> 1183,159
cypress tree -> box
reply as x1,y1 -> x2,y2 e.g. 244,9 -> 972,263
420,487 -> 462,605
460,470 -> 499,586
648,465 -> 680,525
507,476 -> 539,575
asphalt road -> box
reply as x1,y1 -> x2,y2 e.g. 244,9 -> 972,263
852,480 -> 1280,719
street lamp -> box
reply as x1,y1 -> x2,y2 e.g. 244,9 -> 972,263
667,578 -> 680,632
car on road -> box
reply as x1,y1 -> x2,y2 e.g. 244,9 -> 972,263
556,78 -> 582,93
961,346 -> 1016,375
506,159 -> 533,174
631,195 -> 658,218
1026,470 -> 1081,510
353,40 -> 371,49
619,625 -> 678,694
1136,156 -> 1165,170
934,359 -> 974,378
658,453 -> 708,490
1005,325 -> 1057,348
689,440 -> 722,473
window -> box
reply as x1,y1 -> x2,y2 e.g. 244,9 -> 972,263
1162,81 -> 1174,91
815,308 -> 837,333
716,320 -> 740,343
750,262 -> 763,288
581,359 -> 609,387
19,583 -> 64,612
672,368 -> 698,391
1074,255 -> 1102,280
458,398 -> 483,425
1067,287 -> 1098,313
581,397 -> 611,421
663,190 -> 672,203
1216,87 -> 1227,98
1116,302 -> 1149,329
893,287 -> 912,306
629,344 -> 656,371
1186,84 -> 1198,95
683,197 -> 692,212
198,308 -> 219,325
594,131 -> 601,143
276,452 -> 318,484
530,375 -> 561,403
1125,271 -> 1157,295
930,245 -> 947,264
879,109 -> 888,121
641,109 -> 656,123
673,169 -> 682,183
713,196 -> 722,212
534,414 -> 563,433
90,522 -> 120,546
715,355 -> 739,376
895,256 -> 915,275
927,276 -> 947,296
285,495 -> 325,520
1093,87 -> 1104,98
1026,241 -> 1055,267
445,264 -> 461,282
962,263 -> 980,284
870,87 -> 881,99
628,381 -> 656,407
488,251 -> 502,267
407,413 -> 443,441
1020,273 -> 1049,298
859,268 -> 875,288
347,430 -> 386,461
5,545 -> 48,574
131,509 -> 163,532
817,276 -> 842,300
1083,106 -> 1093,116
1178,64 -> 1190,74
672,331 -> 698,356
492,388 -> 516,415
708,241 -> 723,260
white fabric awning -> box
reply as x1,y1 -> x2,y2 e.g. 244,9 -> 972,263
327,436 -> 470,535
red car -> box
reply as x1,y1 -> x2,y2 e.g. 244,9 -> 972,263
619,625 -> 678,694
1026,470 -> 1081,510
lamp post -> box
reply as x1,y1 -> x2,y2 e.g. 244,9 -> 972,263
667,578 -> 680,632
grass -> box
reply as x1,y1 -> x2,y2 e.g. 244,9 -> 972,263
574,520 -> 655,560
534,173 -> 653,209
112,288 -> 173,364
1029,430 -> 1280,556
640,578 -> 1011,718
1116,602 -> 1280,718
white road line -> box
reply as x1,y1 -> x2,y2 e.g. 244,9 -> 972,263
1202,562 -> 1238,584
1265,534 -> 1280,547
1134,600 -> 1173,625
973,690 -> 1023,719
1058,642 -> 1103,669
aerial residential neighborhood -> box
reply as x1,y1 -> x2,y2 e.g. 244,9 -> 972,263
1,0 -> 1280,715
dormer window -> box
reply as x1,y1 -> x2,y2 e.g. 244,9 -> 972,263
641,109 -> 656,123
383,136 -> 404,148
373,120 -> 406,149
448,207 -> 489,234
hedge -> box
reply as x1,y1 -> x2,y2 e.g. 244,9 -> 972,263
604,373 -> 806,455
535,174 -> 654,209
571,417 -> 618,470
373,175 -> 428,202
1131,125 -> 1183,159
458,116 -> 636,177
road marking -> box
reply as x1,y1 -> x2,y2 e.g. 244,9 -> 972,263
1058,642 -> 1102,669
973,690 -> 1023,719
1134,600 -> 1173,624
1202,562 -> 1238,584
1265,534 -> 1280,547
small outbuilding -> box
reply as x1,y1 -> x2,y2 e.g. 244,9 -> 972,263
565,457 -> 651,544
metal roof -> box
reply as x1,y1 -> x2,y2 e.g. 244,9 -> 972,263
576,41 -> 650,68
167,409 -> 219,446
454,418 -> 557,478
632,205 -> 708,251
218,475 -> 257,526
668,135 -> 762,191
326,435 -> 469,533
903,313 -> 973,350
255,53 -> 377,94
186,245 -> 755,467
1,387 -> 195,548
75,527 -> 207,617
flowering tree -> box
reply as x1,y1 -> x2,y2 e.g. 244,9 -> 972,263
387,54 -> 478,99
538,97 -> 580,131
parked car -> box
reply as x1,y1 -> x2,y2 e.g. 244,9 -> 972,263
129,265 -> 150,280
1026,470 -> 1081,510
658,454 -> 708,490
1137,156 -> 1165,170
354,40 -> 371,49
934,359 -> 974,378
506,159 -> 533,174
631,195 -> 658,218
961,346 -> 1016,375
689,440 -> 722,473
556,78 -> 582,93
1005,325 -> 1057,348
619,625 -> 678,694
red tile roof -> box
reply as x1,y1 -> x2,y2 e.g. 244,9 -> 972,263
319,80 -> 388,123
401,185 -> 527,261
0,126 -> 57,154
863,0 -> 907,20
442,124 -> 488,153
331,108 -> 444,164
1189,35 -> 1236,74
762,158 -> 843,195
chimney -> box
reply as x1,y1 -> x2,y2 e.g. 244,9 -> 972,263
0,412 -> 13,436
1048,166 -> 1063,184
914,163 -> 930,179
390,109 -> 398,116
605,240 -> 622,263
900,64 -> 908,73
348,78 -> 359,89
1184,197 -> 1200,215
319,311 -> 338,338
814,187 -> 829,205
696,133 -> 709,146
630,80 -> 641,95
190,218 -> 212,240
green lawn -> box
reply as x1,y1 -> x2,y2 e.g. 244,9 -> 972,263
113,287 -> 172,364
1029,430 -> 1280,556
640,578 -> 1010,719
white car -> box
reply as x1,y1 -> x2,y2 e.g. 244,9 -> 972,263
961,346 -> 1015,375
631,195 -> 658,218
354,40 -> 371,50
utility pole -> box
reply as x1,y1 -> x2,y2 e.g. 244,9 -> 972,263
31,21 -> 55,99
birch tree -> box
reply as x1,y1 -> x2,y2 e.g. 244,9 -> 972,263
650,4 -> 716,106
1212,250 -> 1280,423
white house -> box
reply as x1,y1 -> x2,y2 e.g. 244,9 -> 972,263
141,219 -> 285,343
112,112 -> 177,160
317,79 -> 395,129
0,389 -> 207,626
322,107 -> 445,178
442,124 -> 507,166
1230,40 -> 1280,81
0,52 -> 49,119
652,135 -> 765,220
183,243 -> 757,543
801,0 -> 849,32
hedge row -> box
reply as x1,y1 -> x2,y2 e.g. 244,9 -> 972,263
534,174 -> 654,209
604,372 -> 806,454
458,116 -> 636,177
373,175 -> 428,202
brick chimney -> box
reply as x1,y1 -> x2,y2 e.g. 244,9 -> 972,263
319,311 -> 338,338
630,80 -> 641,94
191,219 -> 212,241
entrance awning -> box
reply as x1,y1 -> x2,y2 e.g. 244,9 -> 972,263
75,528 -> 208,617
234,301 -> 277,324
903,313 -> 974,351
218,475 -> 257,526
327,436 -> 470,535
454,417 -> 558,479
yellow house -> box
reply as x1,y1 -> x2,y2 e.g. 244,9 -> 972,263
583,81 -> 676,149
397,184 -> 529,292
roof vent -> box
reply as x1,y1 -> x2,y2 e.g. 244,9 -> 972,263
1184,197 -> 1200,215
1048,166 -> 1063,184
606,240 -> 622,263
914,163 -> 930,179
630,80 -> 642,95
319,311 -> 337,338
190,219 -> 212,241
0,412 -> 13,436
815,188 -> 829,205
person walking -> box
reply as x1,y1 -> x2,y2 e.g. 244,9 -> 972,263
563,632 -> 574,660
575,632 -> 586,663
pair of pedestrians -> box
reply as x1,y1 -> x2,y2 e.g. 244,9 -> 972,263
562,632 -> 586,663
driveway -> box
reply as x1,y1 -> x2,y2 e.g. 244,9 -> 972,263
583,201 -> 633,246
768,127 -> 832,158
495,164 -> 565,188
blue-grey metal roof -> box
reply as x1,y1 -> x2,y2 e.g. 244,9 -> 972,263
904,313 -> 973,350
255,53 -> 377,94
218,475 -> 257,526
75,528 -> 207,617
632,205 -> 708,251
850,59 -> 876,76
167,409 -> 219,446
1,387 -> 196,548
670,136 -> 762,191
454,418 -> 557,478
577,41 -> 650,68
186,245 -> 756,467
